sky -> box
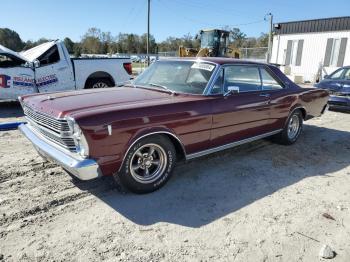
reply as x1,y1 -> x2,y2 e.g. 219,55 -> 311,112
1,0 -> 350,42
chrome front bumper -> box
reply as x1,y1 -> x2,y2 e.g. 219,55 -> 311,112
19,124 -> 101,180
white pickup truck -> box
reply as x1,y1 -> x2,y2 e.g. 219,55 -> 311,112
0,40 -> 132,101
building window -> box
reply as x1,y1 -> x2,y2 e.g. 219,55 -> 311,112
330,39 -> 341,67
324,38 -> 348,67
290,40 -> 299,65
285,39 -> 304,66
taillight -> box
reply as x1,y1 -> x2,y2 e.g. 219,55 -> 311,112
123,63 -> 132,75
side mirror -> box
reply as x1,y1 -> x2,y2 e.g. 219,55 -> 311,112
224,86 -> 240,97
323,75 -> 329,79
24,62 -> 34,68
33,59 -> 40,68
195,34 -> 199,40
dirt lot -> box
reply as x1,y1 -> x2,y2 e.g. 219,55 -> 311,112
0,104 -> 350,262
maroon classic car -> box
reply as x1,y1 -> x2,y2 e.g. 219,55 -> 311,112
19,58 -> 329,193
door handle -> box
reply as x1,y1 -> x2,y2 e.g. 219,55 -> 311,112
58,66 -> 68,71
259,93 -> 271,98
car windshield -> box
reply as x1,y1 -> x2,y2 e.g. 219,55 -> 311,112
133,60 -> 216,94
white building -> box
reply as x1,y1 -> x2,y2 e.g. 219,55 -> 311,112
271,16 -> 350,83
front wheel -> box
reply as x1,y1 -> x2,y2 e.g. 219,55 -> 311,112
115,135 -> 176,194
85,78 -> 113,89
273,110 -> 303,145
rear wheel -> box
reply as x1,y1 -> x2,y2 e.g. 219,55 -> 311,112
85,78 -> 113,89
273,109 -> 303,145
115,135 -> 176,194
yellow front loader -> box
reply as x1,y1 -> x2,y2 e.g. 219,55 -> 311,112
179,29 -> 240,58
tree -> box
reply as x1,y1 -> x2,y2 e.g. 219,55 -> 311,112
0,26 -> 268,56
243,37 -> 258,48
256,33 -> 269,47
22,38 -> 52,50
100,31 -> 114,54
158,33 -> 199,52
64,37 -> 75,54
80,28 -> 103,54
230,28 -> 247,48
72,43 -> 81,57
0,28 -> 24,51
142,33 -> 156,53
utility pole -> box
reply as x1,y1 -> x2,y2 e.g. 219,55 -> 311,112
265,13 -> 273,63
147,0 -> 150,66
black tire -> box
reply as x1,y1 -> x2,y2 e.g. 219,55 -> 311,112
273,109 -> 303,145
85,78 -> 113,89
115,135 -> 176,194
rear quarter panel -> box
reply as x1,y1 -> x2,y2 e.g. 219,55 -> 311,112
268,65 -> 329,124
297,88 -> 329,118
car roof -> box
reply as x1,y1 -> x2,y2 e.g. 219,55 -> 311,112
159,57 -> 269,66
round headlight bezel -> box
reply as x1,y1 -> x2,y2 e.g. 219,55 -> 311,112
66,117 -> 89,158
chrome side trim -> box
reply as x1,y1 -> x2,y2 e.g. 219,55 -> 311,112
186,129 -> 283,160
19,124 -> 101,180
118,131 -> 187,172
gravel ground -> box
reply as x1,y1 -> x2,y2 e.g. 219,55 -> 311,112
0,105 -> 350,262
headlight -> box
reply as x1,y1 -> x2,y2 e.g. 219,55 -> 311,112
66,117 -> 89,157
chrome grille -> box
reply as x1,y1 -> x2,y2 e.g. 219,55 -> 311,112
23,104 -> 77,152
23,105 -> 70,133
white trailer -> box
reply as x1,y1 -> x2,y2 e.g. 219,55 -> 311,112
271,16 -> 350,83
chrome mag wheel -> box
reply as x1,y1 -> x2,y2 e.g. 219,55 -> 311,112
129,143 -> 167,184
92,82 -> 108,88
287,114 -> 300,140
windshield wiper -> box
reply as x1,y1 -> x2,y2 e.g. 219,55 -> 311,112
148,83 -> 176,95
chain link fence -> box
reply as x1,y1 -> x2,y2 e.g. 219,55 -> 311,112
239,47 -> 268,62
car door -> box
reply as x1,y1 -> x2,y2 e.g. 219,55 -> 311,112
0,53 -> 35,100
259,66 -> 293,130
209,64 -> 273,148
34,44 -> 75,93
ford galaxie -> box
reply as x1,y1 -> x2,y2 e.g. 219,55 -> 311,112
19,58 -> 329,193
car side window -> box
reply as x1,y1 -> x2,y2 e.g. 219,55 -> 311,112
38,45 -> 60,66
224,65 -> 261,93
329,68 -> 344,79
0,54 -> 25,68
343,69 -> 350,80
260,68 -> 284,90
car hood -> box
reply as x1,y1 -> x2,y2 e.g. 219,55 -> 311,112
0,41 -> 56,63
0,44 -> 29,62
20,41 -> 56,62
21,86 -> 196,119
315,80 -> 350,94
